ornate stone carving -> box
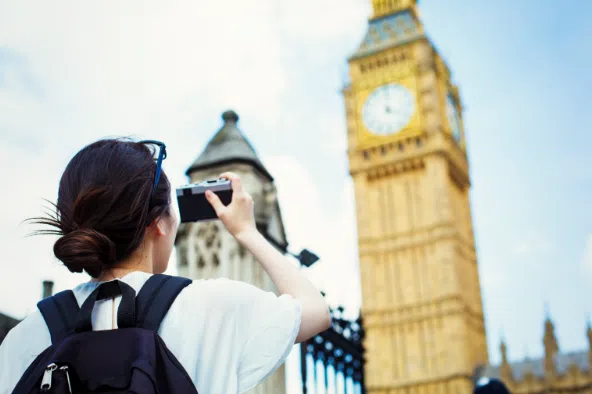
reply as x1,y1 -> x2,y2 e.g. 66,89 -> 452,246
178,243 -> 188,267
194,222 -> 222,270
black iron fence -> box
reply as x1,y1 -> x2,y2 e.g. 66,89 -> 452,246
300,306 -> 365,394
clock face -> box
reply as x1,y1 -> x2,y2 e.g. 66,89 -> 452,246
446,93 -> 462,143
362,83 -> 415,135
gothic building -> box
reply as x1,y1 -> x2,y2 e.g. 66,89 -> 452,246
476,317 -> 592,393
174,110 -> 289,394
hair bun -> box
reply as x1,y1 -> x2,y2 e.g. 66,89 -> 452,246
54,229 -> 116,278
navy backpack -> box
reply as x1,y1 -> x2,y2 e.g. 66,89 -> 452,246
11,274 -> 198,393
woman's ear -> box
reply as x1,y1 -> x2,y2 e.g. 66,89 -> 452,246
149,218 -> 167,237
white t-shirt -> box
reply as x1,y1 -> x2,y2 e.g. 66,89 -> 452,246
0,271 -> 301,393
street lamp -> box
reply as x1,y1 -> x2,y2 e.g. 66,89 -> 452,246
289,248 -> 320,268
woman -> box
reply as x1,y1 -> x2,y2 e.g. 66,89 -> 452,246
0,139 -> 331,393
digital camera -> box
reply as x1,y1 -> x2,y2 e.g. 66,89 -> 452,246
176,179 -> 233,223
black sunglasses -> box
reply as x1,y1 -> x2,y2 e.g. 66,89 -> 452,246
138,140 -> 167,200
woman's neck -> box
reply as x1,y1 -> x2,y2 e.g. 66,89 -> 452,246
92,248 -> 154,282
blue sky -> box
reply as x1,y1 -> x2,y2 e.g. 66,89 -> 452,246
0,0 -> 590,375
419,0 -> 592,363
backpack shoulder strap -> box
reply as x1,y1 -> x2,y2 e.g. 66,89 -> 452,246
37,290 -> 80,344
135,274 -> 192,331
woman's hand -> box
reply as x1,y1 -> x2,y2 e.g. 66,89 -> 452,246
205,172 -> 257,238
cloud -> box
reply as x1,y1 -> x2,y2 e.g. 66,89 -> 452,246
0,1 -> 290,145
278,0 -> 368,42
317,112 -> 349,156
264,155 -> 361,315
0,0 -> 364,319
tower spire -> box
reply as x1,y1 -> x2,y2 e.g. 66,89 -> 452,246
500,337 -> 512,382
587,318 -> 592,369
371,0 -> 417,18
543,310 -> 559,380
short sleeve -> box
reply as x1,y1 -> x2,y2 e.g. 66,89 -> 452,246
230,281 -> 301,393
0,310 -> 51,393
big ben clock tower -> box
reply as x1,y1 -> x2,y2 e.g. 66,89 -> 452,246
344,1 -> 489,393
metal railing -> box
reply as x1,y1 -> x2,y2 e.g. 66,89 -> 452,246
300,306 -> 365,394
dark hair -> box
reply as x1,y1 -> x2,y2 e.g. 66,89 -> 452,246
30,139 -> 171,278
474,378 -> 511,394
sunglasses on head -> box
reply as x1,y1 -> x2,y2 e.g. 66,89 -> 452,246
138,140 -> 167,200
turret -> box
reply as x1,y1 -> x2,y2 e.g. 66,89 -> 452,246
543,311 -> 559,380
587,319 -> 592,370
499,337 -> 512,382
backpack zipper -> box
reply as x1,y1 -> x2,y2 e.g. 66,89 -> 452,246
60,365 -> 73,393
40,363 -> 57,391
40,363 -> 73,393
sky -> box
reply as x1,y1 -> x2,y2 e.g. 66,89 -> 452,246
0,0 -> 591,387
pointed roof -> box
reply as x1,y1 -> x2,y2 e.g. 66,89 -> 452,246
186,110 -> 273,180
349,9 -> 424,60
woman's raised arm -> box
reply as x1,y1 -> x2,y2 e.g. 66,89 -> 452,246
205,172 -> 332,343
